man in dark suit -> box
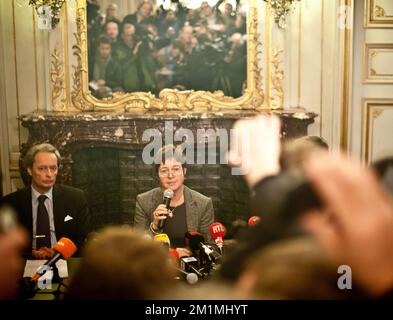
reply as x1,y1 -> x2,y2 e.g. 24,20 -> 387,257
0,143 -> 90,258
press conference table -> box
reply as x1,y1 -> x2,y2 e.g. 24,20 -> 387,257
26,257 -> 81,300
24,240 -> 237,300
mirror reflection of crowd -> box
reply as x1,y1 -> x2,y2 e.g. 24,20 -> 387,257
86,0 -> 247,99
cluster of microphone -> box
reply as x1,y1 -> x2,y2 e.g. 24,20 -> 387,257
154,222 -> 227,285
155,189 -> 263,284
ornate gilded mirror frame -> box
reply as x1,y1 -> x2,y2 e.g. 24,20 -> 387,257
71,0 -> 266,112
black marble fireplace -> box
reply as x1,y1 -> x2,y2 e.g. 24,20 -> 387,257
20,110 -> 316,236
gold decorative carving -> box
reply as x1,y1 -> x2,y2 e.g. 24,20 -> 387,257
375,5 -> 386,17
50,47 -> 66,111
71,0 -> 266,112
269,48 -> 284,109
371,107 -> 384,119
365,0 -> 393,27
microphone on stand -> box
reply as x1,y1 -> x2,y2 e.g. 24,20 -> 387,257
31,237 -> 77,282
209,222 -> 226,254
153,233 -> 199,284
154,233 -> 171,250
180,256 -> 203,277
185,231 -> 221,263
174,266 -> 199,285
248,215 -> 261,226
158,189 -> 174,230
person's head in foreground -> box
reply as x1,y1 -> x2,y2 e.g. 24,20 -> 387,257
66,227 -> 177,299
236,236 -> 367,299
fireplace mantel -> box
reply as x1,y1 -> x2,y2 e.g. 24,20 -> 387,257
19,110 -> 317,232
20,110 -> 316,184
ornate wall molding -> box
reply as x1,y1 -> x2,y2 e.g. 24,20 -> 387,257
362,99 -> 393,163
50,47 -> 66,111
269,48 -> 284,109
364,43 -> 393,83
365,0 -> 393,28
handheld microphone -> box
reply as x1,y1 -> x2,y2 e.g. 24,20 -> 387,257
31,237 -> 77,282
248,215 -> 261,226
185,231 -> 221,263
209,222 -> 226,254
158,189 -> 174,229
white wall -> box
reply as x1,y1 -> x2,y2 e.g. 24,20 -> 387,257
271,0 -> 349,150
0,0 -> 51,193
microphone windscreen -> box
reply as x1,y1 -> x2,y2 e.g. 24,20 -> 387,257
163,188 -> 174,199
154,233 -> 171,249
248,216 -> 261,226
53,237 -> 77,259
186,273 -> 199,285
210,222 -> 226,239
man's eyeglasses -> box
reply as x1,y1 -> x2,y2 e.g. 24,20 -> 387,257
36,166 -> 58,173
158,166 -> 183,177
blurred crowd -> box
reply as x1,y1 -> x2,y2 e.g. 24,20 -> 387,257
86,0 -> 247,99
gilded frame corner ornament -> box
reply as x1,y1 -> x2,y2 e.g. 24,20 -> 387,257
71,0 -> 266,113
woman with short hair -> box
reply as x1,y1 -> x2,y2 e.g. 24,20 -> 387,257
134,144 -> 215,258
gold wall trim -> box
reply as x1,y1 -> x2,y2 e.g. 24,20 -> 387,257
61,1 -> 71,110
269,48 -> 284,109
71,0 -> 265,112
265,4 -> 271,108
339,0 -> 353,151
363,43 -> 393,83
11,0 -> 21,148
32,6 -> 39,112
297,2 -> 302,107
365,0 -> 393,28
362,99 -> 393,163
320,0 -> 324,135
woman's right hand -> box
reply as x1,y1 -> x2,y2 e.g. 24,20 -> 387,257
152,204 -> 169,231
